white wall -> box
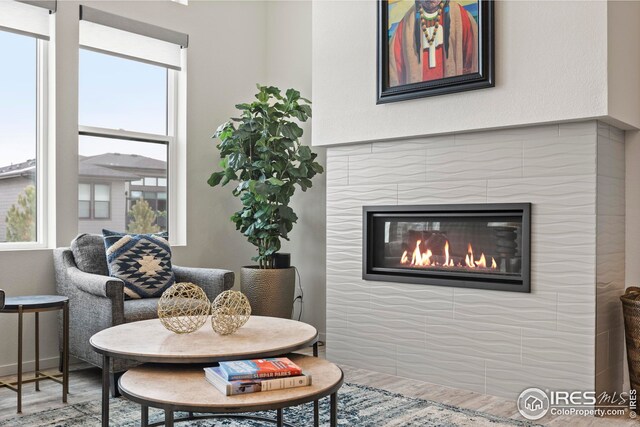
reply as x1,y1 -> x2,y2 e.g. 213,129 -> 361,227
266,1 -> 326,338
0,0 -> 272,375
608,1 -> 640,130
312,0 -> 640,147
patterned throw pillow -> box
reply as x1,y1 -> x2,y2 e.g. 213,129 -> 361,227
102,230 -> 175,299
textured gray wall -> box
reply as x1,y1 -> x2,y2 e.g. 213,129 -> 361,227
326,120 -> 624,398
595,122 -> 626,394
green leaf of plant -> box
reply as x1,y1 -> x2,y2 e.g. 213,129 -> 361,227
297,145 -> 312,161
285,88 -> 301,102
267,177 -> 285,186
311,162 -> 324,173
299,104 -> 312,118
281,122 -> 303,140
254,182 -> 271,196
278,205 -> 298,222
207,171 -> 224,187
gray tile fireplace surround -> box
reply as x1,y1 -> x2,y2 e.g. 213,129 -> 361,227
325,120 -> 625,399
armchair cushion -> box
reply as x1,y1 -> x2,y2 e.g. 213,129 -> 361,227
71,233 -> 109,276
103,230 -> 175,299
124,298 -> 160,322
173,266 -> 234,301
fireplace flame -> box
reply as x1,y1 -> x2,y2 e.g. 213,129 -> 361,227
411,241 -> 421,265
444,241 -> 450,266
400,240 -> 498,271
465,244 -> 474,268
475,253 -> 487,268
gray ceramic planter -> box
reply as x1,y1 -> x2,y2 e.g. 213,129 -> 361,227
240,266 -> 295,319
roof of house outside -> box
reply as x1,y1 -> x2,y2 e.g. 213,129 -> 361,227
79,162 -> 141,180
0,154 -> 167,182
0,159 -> 37,180
81,153 -> 166,171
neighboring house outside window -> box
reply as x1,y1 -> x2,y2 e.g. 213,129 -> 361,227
76,153 -> 167,234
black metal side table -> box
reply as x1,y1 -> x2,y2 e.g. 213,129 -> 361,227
0,295 -> 69,413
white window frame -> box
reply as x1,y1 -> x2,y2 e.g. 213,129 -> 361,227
78,52 -> 186,245
1,34 -> 50,250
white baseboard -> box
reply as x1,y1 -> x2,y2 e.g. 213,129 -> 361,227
0,356 -> 60,377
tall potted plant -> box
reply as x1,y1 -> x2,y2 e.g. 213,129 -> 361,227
208,84 -> 323,318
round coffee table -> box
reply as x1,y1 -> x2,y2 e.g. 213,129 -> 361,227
119,354 -> 343,427
90,316 -> 319,426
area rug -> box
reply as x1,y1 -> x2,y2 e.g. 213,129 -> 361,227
0,383 -> 538,427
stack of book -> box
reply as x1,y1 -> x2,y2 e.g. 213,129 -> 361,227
204,357 -> 312,396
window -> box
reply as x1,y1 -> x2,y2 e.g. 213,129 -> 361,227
144,177 -> 158,186
0,1 -> 51,247
78,183 -> 111,219
77,7 -> 187,240
78,184 -> 91,219
94,184 -> 111,219
78,42 -> 170,234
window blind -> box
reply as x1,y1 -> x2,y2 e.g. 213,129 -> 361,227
0,0 -> 54,40
79,5 -> 188,71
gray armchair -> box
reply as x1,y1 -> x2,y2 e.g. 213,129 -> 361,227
53,234 -> 234,395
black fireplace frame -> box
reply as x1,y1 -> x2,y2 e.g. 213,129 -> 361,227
363,203 -> 531,293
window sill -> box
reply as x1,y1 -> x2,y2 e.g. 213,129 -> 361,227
0,243 -> 51,252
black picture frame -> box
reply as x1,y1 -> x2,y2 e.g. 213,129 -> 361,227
377,0 -> 495,104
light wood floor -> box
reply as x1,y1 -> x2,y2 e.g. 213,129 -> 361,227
0,346 -> 636,426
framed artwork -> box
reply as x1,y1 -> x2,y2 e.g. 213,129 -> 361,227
377,0 -> 494,103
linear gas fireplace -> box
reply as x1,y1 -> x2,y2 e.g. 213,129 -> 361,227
363,204 -> 531,292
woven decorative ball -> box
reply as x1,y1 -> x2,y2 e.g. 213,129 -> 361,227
211,290 -> 251,335
157,282 -> 210,334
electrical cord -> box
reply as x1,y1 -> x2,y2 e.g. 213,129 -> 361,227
293,266 -> 304,321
